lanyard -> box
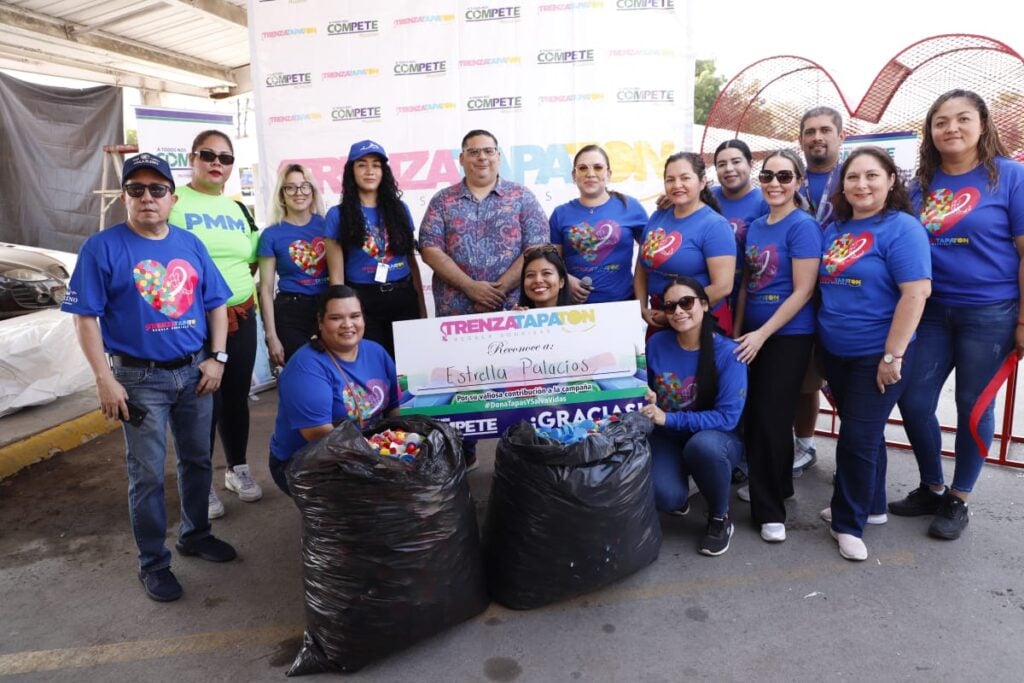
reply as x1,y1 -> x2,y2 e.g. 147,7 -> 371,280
802,166 -> 840,222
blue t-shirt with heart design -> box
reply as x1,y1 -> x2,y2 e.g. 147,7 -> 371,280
910,156 -> 1024,306
325,203 -> 415,284
818,210 -> 931,357
257,215 -> 329,295
549,195 -> 648,303
270,339 -> 399,462
743,209 -> 822,335
711,185 -> 770,277
61,223 -> 231,361
639,205 -> 735,301
645,331 -> 747,434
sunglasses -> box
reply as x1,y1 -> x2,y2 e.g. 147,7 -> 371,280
660,296 -> 699,312
282,182 -> 313,196
758,170 -> 796,184
124,183 -> 172,198
196,149 -> 236,165
526,244 -> 560,257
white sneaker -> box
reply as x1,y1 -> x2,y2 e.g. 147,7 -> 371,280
225,464 -> 263,502
737,485 -> 750,502
208,486 -> 225,519
830,528 -> 868,561
819,507 -> 888,525
760,523 -> 786,542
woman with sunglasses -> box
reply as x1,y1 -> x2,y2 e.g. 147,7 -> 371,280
733,150 -> 821,543
892,91 -> 1024,541
636,153 -> 735,336
269,285 -> 399,496
170,130 -> 261,515
818,146 -> 931,561
257,164 -> 328,366
549,145 -> 648,304
640,277 -> 747,556
325,140 -> 426,360
516,245 -> 572,309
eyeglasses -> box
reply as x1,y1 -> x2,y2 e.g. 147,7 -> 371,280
525,244 -> 560,256
195,149 -> 236,165
124,183 -> 172,198
282,182 -> 313,196
463,146 -> 498,158
660,296 -> 699,312
758,170 -> 796,185
575,163 -> 607,174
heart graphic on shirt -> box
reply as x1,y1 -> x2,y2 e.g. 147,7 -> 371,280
653,372 -> 697,412
289,237 -> 326,276
133,258 -> 198,319
568,219 -> 621,263
920,187 -> 980,235
342,378 -> 389,422
745,244 -> 779,292
823,232 -> 874,276
641,228 -> 682,270
729,218 -> 749,246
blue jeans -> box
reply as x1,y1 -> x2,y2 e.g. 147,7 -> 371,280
823,344 -> 915,536
114,358 -> 214,572
897,299 -> 1017,494
649,428 -> 743,518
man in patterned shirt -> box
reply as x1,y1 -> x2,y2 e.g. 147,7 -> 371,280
420,129 -> 548,316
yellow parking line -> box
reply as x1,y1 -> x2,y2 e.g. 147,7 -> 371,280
0,410 -> 119,480
0,551 -> 915,675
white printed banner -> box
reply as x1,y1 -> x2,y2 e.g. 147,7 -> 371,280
247,0 -> 694,221
134,106 -> 240,196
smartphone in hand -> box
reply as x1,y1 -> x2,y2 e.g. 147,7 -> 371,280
121,400 -> 148,427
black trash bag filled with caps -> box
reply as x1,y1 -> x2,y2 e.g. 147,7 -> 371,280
482,412 -> 661,610
285,415 -> 488,676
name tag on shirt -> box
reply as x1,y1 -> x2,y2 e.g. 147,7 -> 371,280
375,262 -> 390,283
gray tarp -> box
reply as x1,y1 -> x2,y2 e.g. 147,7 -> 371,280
0,72 -> 124,252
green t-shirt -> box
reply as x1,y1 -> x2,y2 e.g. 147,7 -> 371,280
169,186 -> 257,306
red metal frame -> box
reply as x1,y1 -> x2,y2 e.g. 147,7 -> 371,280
816,364 -> 1024,469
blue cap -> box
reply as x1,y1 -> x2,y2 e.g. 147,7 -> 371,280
348,139 -> 388,163
122,153 -> 176,190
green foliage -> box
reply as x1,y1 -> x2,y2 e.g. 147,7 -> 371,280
694,59 -> 726,125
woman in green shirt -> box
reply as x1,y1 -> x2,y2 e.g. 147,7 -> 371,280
169,130 -> 260,517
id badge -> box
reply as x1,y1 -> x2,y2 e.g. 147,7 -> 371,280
374,262 -> 390,283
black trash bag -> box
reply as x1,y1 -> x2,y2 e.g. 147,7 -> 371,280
285,415 -> 488,676
482,412 -> 661,610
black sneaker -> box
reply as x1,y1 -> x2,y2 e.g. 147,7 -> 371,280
139,567 -> 183,602
888,484 -> 948,517
699,515 -> 733,556
928,495 -> 969,540
175,535 -> 238,562
667,500 -> 691,517
731,467 -> 748,485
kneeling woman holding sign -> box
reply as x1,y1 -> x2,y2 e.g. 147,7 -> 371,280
269,286 -> 400,495
640,277 -> 748,556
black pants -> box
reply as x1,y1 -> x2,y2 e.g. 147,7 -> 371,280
744,333 -> 814,525
269,454 -> 291,497
211,306 -> 257,469
274,293 -> 319,361
350,278 -> 421,359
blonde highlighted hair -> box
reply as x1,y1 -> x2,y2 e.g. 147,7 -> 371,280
267,164 -> 325,226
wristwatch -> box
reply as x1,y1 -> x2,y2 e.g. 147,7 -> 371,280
882,353 -> 902,364
212,350 -> 229,364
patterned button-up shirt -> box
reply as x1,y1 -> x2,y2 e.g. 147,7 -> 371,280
419,177 -> 548,316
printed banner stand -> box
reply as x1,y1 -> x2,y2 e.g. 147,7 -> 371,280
395,301 -> 649,438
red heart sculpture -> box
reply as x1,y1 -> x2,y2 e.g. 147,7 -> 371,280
920,187 -> 980,234
640,227 -> 682,270
823,232 -> 874,277
701,35 -> 1024,162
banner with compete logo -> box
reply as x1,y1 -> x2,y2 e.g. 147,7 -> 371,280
247,0 -> 693,220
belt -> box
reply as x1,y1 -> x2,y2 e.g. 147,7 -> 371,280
349,277 -> 413,293
277,292 -> 318,300
110,351 -> 199,370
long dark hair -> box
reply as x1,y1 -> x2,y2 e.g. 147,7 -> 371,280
337,154 -> 415,255
518,246 -> 572,308
663,277 -> 718,411
574,144 -> 627,208
916,89 -> 1007,197
760,149 -> 808,209
310,285 -> 361,352
832,146 -> 913,222
664,152 -> 722,214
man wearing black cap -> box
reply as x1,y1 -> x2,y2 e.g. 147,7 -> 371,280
62,153 -> 238,602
